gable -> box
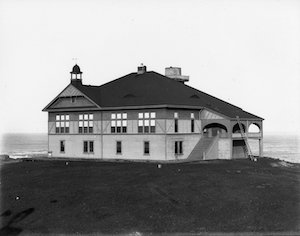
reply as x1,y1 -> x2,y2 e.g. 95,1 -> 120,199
49,96 -> 97,109
200,109 -> 226,120
43,84 -> 100,111
58,84 -> 85,97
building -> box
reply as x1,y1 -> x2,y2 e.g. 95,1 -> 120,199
43,64 -> 263,161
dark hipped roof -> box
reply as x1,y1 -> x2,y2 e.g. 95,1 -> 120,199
72,71 -> 262,120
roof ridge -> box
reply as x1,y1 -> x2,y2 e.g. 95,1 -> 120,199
96,72 -> 137,88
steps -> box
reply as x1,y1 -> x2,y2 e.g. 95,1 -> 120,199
186,137 -> 214,161
236,116 -> 256,161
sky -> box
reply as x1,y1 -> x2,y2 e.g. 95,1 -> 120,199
0,0 -> 299,135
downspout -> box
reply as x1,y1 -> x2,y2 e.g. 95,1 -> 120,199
165,113 -> 167,160
48,113 -> 50,157
101,111 -> 103,159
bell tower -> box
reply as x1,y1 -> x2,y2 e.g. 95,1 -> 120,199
70,64 -> 82,84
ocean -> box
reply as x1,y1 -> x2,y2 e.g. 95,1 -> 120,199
0,133 -> 299,163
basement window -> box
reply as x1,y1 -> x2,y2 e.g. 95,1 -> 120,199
175,141 -> 183,155
60,140 -> 65,153
144,141 -> 150,155
116,141 -> 122,154
83,141 -> 94,154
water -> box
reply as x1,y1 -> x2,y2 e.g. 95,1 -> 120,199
249,134 -> 300,163
0,133 -> 48,158
0,133 -> 299,163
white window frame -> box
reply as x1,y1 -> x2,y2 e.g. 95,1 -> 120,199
116,141 -> 122,154
79,113 -> 94,134
144,141 -> 150,155
83,140 -> 94,154
56,114 -> 70,134
138,112 -> 156,133
175,141 -> 183,155
60,140 -> 65,153
111,113 -> 127,133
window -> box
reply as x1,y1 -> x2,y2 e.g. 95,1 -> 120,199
191,119 -> 195,133
175,141 -> 183,155
56,115 -> 70,133
191,113 -> 195,133
138,112 -> 156,133
71,97 -> 76,103
60,140 -> 65,153
89,141 -> 94,153
83,141 -> 88,153
111,113 -> 127,133
174,112 -> 178,133
116,141 -> 122,154
174,119 -> 178,133
83,141 -> 94,153
144,141 -> 150,155
79,114 -> 93,133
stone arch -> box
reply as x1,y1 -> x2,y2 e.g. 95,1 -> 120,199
203,123 -> 228,137
232,123 -> 246,133
248,123 -> 260,133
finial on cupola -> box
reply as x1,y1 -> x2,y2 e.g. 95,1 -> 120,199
70,64 -> 83,84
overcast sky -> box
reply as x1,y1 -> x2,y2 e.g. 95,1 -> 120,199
0,0 -> 299,135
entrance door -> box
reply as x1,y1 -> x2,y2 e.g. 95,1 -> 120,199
232,140 -> 247,159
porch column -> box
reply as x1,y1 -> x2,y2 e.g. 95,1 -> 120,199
259,138 -> 263,157
259,121 -> 263,157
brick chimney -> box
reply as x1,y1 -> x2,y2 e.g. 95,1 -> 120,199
137,63 -> 147,74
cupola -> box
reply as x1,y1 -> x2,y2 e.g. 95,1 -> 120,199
70,64 -> 82,83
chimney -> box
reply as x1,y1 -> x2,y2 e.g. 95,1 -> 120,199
137,63 -> 147,74
165,66 -> 189,83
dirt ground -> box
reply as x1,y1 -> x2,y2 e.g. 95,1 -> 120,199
1,158 -> 299,235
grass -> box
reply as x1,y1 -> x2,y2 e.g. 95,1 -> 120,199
0,158 -> 299,235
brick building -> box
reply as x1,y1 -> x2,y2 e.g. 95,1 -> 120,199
43,64 -> 263,161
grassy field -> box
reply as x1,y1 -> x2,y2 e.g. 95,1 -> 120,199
0,158 -> 299,235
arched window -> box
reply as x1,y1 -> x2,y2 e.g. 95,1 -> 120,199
232,123 -> 246,133
248,123 -> 260,133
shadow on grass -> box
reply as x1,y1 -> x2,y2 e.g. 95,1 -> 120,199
0,208 -> 34,236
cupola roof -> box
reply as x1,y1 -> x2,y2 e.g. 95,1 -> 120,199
71,64 -> 82,74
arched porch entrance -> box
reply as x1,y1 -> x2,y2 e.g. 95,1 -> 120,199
232,123 -> 246,133
203,123 -> 228,138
